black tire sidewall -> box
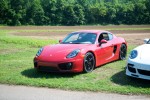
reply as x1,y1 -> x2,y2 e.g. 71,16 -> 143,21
83,52 -> 95,73
119,44 -> 127,60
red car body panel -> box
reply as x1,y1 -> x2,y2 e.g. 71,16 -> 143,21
34,30 -> 127,72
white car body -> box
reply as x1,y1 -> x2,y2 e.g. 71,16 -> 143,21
126,39 -> 150,80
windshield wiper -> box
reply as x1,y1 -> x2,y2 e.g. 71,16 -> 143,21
61,42 -> 92,44
72,42 -> 81,44
61,42 -> 80,44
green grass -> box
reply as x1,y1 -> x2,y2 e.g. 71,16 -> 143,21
0,29 -> 150,95
0,36 -> 57,47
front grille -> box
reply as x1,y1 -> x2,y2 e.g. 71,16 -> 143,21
39,66 -> 58,72
128,66 -> 136,73
138,69 -> 150,76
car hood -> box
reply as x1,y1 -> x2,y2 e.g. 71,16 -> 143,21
39,44 -> 93,62
134,44 -> 150,63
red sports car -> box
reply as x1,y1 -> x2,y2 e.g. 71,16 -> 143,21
34,30 -> 127,73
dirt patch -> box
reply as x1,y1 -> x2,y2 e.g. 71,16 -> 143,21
1,25 -> 150,46
116,33 -> 150,45
1,25 -> 150,30
0,48 -> 24,54
13,32 -> 150,46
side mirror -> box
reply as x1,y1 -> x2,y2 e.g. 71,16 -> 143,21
59,40 -> 62,43
100,39 -> 107,44
144,38 -> 149,44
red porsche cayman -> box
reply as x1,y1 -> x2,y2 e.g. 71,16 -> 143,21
34,30 -> 127,73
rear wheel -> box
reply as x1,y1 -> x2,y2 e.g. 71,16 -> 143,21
119,44 -> 127,60
83,52 -> 95,73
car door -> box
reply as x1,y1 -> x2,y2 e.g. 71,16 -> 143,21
96,33 -> 114,65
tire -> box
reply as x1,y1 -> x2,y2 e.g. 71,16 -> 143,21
119,44 -> 127,60
83,52 -> 95,73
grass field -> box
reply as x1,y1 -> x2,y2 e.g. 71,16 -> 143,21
0,25 -> 150,95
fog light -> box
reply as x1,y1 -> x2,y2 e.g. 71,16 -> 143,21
58,62 -> 73,70
67,63 -> 72,67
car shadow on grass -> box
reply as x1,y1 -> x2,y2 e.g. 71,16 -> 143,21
111,70 -> 150,88
21,68 -> 80,78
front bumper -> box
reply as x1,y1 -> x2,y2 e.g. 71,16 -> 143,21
126,59 -> 150,80
34,58 -> 83,73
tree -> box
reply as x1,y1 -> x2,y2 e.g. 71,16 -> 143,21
9,0 -> 26,25
144,0 -> 150,24
73,4 -> 85,25
0,0 -> 9,24
62,5 -> 76,25
0,0 -> 150,25
26,0 -> 45,25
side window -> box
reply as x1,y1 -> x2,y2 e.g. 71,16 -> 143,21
98,33 -> 109,42
108,33 -> 113,40
103,33 -> 109,41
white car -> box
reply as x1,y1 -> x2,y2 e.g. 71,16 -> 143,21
126,39 -> 150,80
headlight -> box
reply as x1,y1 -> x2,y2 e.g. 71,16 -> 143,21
129,50 -> 138,59
67,49 -> 80,58
36,48 -> 43,56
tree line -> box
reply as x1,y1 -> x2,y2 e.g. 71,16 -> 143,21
0,0 -> 150,26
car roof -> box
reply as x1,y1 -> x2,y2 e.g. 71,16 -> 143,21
75,30 -> 111,34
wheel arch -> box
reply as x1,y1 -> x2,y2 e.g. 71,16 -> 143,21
121,42 -> 127,47
117,37 -> 127,48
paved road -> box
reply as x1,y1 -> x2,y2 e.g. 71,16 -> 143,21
0,84 -> 149,100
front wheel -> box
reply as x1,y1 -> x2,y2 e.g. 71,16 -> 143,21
119,44 -> 127,60
83,52 -> 95,73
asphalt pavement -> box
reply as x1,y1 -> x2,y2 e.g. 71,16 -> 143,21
0,84 -> 149,100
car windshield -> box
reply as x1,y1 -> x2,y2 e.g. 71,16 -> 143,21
62,32 -> 97,44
